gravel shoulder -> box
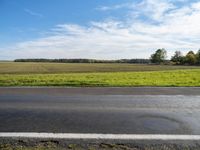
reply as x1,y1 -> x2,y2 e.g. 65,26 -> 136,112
1,139 -> 200,150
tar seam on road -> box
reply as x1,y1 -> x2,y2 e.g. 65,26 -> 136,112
1,133 -> 200,140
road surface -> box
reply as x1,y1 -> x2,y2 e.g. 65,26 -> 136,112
0,87 -> 200,135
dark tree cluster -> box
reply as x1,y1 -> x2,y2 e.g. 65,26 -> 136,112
150,48 -> 200,65
150,48 -> 167,64
171,50 -> 200,65
14,58 -> 150,64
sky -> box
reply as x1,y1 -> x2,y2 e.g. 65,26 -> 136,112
0,0 -> 200,60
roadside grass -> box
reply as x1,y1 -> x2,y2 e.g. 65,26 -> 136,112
0,69 -> 200,87
0,62 -> 200,74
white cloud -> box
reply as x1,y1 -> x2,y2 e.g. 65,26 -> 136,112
1,0 -> 200,60
96,3 -> 134,11
135,0 -> 176,22
24,9 -> 43,18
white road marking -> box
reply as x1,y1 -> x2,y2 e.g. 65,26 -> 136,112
1,133 -> 200,140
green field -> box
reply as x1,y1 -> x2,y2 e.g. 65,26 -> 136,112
0,62 -> 200,74
0,62 -> 200,86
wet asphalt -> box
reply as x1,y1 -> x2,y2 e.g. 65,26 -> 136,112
0,87 -> 200,134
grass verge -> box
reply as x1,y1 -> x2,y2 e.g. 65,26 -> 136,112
0,69 -> 200,87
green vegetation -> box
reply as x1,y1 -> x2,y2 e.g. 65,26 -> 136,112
171,49 -> 200,65
150,48 -> 167,64
0,62 -> 199,74
0,69 -> 200,86
150,48 -> 200,65
0,62 -> 199,87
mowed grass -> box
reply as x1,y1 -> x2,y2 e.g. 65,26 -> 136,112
0,62 -> 200,74
0,69 -> 200,86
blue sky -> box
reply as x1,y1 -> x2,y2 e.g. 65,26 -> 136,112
0,0 -> 133,44
0,0 -> 200,60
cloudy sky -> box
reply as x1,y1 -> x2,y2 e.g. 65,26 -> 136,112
0,0 -> 200,60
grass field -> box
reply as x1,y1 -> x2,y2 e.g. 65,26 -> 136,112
0,62 -> 200,86
0,69 -> 200,86
0,62 -> 200,74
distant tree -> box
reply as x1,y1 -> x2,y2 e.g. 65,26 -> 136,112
196,49 -> 200,65
171,51 -> 186,65
185,51 -> 197,65
150,48 -> 167,64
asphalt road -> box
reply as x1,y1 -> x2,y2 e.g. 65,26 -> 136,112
1,87 -> 200,95
0,87 -> 200,135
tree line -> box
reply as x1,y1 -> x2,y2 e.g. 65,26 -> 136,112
150,48 -> 200,65
14,49 -> 200,65
14,58 -> 150,64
